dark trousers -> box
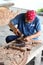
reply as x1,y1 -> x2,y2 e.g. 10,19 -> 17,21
6,35 -> 20,43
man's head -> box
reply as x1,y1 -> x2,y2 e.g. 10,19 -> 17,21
25,10 -> 36,23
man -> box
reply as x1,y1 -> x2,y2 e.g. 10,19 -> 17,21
6,10 -> 41,43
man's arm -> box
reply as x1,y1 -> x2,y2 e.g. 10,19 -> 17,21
28,31 -> 41,39
24,31 -> 41,42
8,9 -> 22,36
8,22 -> 22,36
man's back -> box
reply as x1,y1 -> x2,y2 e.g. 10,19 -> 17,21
10,13 -> 41,37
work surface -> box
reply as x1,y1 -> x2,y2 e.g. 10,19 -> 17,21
0,40 -> 43,65
26,43 -> 43,64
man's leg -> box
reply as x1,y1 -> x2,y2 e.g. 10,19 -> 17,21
6,35 -> 19,43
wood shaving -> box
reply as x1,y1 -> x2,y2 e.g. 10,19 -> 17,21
0,7 -> 18,26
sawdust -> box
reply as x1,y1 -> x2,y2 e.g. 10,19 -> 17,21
0,7 -> 18,26
0,47 -> 28,65
0,40 -> 41,65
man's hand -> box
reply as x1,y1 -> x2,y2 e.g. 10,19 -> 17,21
14,28 -> 22,36
24,37 -> 31,42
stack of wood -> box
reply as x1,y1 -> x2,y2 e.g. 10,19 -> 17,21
0,7 -> 21,26
0,40 -> 41,65
0,47 -> 28,65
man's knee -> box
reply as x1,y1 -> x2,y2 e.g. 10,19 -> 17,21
6,35 -> 20,43
6,36 -> 11,43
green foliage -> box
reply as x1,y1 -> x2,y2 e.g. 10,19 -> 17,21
37,8 -> 43,12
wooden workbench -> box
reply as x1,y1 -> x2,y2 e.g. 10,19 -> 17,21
26,43 -> 43,65
0,41 -> 43,65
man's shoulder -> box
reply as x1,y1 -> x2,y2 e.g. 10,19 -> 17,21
35,16 -> 39,21
14,13 -> 25,20
16,13 -> 25,17
34,16 -> 39,23
10,13 -> 25,22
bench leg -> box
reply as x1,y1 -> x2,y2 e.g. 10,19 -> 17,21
34,51 -> 42,65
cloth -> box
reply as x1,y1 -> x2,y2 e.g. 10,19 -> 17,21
25,10 -> 36,21
6,35 -> 20,43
